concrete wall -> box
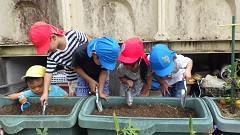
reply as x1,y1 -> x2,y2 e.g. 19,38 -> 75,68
0,0 -> 63,44
0,0 -> 239,44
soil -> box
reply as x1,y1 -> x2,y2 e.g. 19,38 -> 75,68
4,99 -> 239,119
0,102 -> 73,115
215,101 -> 240,118
92,103 -> 197,118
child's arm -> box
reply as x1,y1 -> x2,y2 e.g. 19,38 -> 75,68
40,73 -> 52,106
74,66 -> 98,93
183,59 -> 193,82
8,93 -> 27,104
116,64 -> 134,86
85,34 -> 91,43
152,73 -> 171,96
8,93 -> 24,100
98,70 -> 108,101
119,77 -> 134,87
140,74 -> 152,96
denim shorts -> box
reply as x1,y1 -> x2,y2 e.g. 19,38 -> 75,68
164,81 -> 184,97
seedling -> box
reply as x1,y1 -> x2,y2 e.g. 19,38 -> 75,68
113,110 -> 140,135
189,115 -> 196,135
36,127 -> 48,135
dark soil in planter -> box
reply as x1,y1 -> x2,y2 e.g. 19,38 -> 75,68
215,101 -> 240,118
0,102 -> 73,115
92,103 -> 197,118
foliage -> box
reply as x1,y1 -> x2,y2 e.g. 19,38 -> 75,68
36,127 -> 48,135
189,115 -> 196,135
222,59 -> 240,113
113,110 -> 141,135
224,59 -> 240,91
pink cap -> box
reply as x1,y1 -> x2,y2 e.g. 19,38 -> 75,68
29,21 -> 65,54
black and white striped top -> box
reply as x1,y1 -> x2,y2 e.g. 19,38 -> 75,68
46,29 -> 88,81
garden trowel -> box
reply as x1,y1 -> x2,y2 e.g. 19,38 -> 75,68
95,86 -> 103,112
181,79 -> 187,108
18,96 -> 30,112
42,101 -> 47,115
125,85 -> 133,106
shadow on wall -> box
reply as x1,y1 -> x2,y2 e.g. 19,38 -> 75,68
109,61 -> 121,96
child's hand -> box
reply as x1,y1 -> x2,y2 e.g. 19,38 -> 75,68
99,93 -> 109,102
89,80 -> 99,93
19,95 -> 27,104
63,94 -> 69,98
126,80 -> 134,87
160,82 -> 171,96
40,93 -> 48,106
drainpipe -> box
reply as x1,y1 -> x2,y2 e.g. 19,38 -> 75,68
0,82 -> 24,89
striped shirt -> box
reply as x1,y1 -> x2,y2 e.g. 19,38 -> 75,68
46,30 -> 88,81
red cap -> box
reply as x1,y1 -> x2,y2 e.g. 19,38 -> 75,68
118,37 -> 149,65
29,21 -> 65,54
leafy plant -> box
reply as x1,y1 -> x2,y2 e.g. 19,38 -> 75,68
224,59 -> 240,90
222,59 -> 240,113
189,115 -> 196,135
36,127 -> 48,135
113,110 -> 140,135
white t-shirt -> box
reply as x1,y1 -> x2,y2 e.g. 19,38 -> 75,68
162,54 -> 191,85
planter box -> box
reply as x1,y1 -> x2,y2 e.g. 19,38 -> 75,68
0,97 -> 87,135
203,97 -> 240,134
78,96 -> 213,135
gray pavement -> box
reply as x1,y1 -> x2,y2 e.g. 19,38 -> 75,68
149,90 -> 162,97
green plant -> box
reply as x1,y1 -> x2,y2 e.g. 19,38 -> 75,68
113,110 -> 140,135
189,115 -> 196,135
224,59 -> 240,90
223,59 -> 240,113
36,127 -> 48,135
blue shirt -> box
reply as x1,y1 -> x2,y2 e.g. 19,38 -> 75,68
21,85 -> 68,98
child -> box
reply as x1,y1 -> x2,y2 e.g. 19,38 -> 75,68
149,44 -> 193,97
72,36 -> 120,101
29,21 -> 89,105
8,65 -> 68,104
116,37 -> 152,97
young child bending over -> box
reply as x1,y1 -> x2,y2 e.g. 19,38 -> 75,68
9,65 -> 68,104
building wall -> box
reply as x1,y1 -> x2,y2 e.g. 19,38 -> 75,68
0,0 -> 239,44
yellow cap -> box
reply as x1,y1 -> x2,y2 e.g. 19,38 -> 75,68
21,65 -> 46,81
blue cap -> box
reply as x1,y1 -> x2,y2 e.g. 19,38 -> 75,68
150,44 -> 176,77
87,36 -> 120,70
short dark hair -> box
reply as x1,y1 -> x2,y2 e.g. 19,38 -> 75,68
25,77 -> 43,83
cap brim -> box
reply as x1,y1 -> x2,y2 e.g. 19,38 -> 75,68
118,55 -> 139,64
100,58 -> 117,70
21,74 -> 44,80
36,39 -> 50,54
21,76 -> 26,81
153,60 -> 174,77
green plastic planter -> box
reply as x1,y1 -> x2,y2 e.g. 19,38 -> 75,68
78,96 -> 213,135
203,97 -> 240,134
0,97 -> 87,135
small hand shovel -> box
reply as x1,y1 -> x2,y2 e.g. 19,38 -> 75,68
18,96 -> 30,112
181,80 -> 187,108
95,86 -> 103,112
42,101 -> 47,115
125,85 -> 133,106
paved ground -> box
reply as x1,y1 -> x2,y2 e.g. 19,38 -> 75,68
149,90 -> 162,97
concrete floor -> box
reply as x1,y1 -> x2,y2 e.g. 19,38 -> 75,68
149,90 -> 162,97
